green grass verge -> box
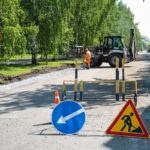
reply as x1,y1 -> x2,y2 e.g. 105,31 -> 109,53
10,54 -> 55,60
0,59 -> 82,76
10,54 -> 41,60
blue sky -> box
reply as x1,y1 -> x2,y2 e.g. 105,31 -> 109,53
122,0 -> 150,38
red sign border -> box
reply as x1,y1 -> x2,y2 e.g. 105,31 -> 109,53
106,100 -> 149,138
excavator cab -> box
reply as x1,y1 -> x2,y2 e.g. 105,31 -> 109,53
103,36 -> 124,53
90,29 -> 136,67
91,36 -> 126,67
102,36 -> 126,67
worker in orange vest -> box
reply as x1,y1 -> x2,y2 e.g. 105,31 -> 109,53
85,48 -> 91,69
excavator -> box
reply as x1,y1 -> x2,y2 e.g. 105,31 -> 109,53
90,29 -> 137,67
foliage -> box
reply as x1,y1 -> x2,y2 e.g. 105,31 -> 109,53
147,43 -> 150,52
141,36 -> 150,51
0,0 -> 27,61
0,0 -> 144,62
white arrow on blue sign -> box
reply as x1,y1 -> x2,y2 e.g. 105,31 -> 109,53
52,100 -> 86,134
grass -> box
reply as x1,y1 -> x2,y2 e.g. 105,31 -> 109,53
10,54 -> 53,60
10,54 -> 42,61
0,59 -> 82,76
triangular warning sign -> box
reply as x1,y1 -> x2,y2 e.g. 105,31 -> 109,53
106,100 -> 149,138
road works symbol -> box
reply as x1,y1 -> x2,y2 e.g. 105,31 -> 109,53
52,100 -> 86,134
106,100 -> 149,138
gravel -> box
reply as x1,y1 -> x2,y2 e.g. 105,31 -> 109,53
0,68 -> 74,92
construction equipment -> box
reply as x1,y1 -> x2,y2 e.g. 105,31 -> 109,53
91,29 -> 137,67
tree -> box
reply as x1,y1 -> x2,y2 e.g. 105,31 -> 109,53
1,0 -> 143,62
147,43 -> 150,52
20,0 -> 39,64
0,0 -> 27,61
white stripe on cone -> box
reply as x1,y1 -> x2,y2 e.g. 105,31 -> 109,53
55,96 -> 60,99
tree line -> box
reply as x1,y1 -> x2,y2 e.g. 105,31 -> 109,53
0,0 -> 142,64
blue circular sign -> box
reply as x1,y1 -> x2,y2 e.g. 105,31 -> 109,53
52,100 -> 86,134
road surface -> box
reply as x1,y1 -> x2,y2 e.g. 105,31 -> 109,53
0,53 -> 150,150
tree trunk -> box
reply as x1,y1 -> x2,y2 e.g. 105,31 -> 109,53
31,36 -> 37,65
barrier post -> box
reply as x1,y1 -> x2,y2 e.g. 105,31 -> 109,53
122,80 -> 125,101
74,80 -> 78,101
116,58 -> 119,80
122,58 -> 125,101
80,80 -> 83,101
122,58 -> 125,80
116,80 -> 119,101
134,80 -> 138,106
62,81 -> 66,101
75,59 -> 78,80
74,60 -> 78,101
115,58 -> 119,101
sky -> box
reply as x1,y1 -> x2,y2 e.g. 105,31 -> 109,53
122,0 -> 150,39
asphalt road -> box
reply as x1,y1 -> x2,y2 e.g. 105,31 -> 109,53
0,53 -> 150,150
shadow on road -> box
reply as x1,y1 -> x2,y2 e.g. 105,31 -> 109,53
0,54 -> 150,149
1,55 -> 147,115
128,54 -> 150,96
103,54 -> 150,149
104,105 -> 150,150
0,82 -> 122,114
0,84 -> 60,114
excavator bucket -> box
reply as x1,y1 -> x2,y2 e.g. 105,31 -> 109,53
128,29 -> 136,61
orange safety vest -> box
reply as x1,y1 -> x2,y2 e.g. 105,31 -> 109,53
85,51 -> 91,64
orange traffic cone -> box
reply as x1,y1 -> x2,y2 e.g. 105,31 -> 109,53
54,89 -> 60,106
